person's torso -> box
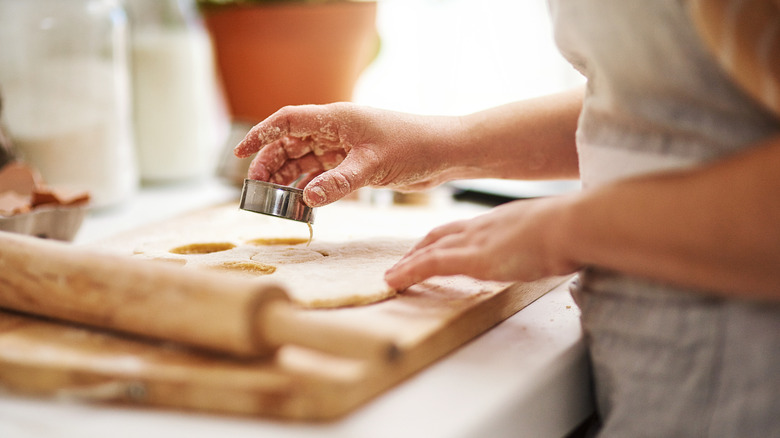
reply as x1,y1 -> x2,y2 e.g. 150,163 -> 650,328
546,2 -> 780,436
548,0 -> 780,187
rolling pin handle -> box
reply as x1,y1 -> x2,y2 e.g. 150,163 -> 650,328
257,301 -> 401,363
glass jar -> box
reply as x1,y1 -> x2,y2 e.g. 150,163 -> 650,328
0,0 -> 138,208
125,0 -> 228,183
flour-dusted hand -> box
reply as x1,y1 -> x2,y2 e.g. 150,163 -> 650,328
234,103 -> 469,207
384,196 -> 580,290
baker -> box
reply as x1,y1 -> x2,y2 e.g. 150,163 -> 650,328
234,1 -> 780,436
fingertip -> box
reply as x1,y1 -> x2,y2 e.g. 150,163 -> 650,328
234,130 -> 262,158
233,141 -> 251,158
303,172 -> 344,207
384,254 -> 422,290
234,121 -> 288,158
303,184 -> 327,207
384,267 -> 410,291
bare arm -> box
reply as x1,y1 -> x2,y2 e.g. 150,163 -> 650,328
560,133 -> 780,299
453,87 -> 581,181
387,133 -> 780,300
233,88 -> 582,206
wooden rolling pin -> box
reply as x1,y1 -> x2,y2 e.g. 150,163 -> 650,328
0,231 -> 398,362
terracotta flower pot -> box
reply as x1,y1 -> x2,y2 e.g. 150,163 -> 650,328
202,1 -> 378,123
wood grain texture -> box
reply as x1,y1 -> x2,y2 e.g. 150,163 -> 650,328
0,202 -> 568,419
0,230 -> 284,356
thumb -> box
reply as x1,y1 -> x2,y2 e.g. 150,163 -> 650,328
303,152 -> 380,207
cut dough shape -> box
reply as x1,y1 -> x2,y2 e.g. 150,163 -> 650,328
206,261 -> 277,276
245,237 -> 310,246
134,237 -> 413,309
169,242 -> 236,255
251,247 -> 326,265
250,239 -> 411,308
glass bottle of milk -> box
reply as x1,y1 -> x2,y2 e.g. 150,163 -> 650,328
0,0 -> 138,208
126,0 -> 228,183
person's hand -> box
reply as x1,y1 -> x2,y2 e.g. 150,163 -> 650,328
384,195 -> 580,290
234,103 -> 463,207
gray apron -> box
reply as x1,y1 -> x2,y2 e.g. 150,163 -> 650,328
547,1 -> 780,436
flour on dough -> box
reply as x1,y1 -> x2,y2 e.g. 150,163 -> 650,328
133,238 -> 413,309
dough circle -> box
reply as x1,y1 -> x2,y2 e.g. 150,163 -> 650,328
134,237 -> 412,309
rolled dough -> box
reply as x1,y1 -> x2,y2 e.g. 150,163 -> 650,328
133,237 -> 413,309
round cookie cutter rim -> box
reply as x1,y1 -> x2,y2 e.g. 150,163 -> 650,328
239,179 -> 315,224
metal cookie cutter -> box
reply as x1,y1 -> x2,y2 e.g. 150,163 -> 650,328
239,179 -> 315,224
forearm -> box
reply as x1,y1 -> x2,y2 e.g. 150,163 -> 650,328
557,134 -> 780,299
447,87 -> 582,181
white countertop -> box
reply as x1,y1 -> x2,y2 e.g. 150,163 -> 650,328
0,178 -> 593,438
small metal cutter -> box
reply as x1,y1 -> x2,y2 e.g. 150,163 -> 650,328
239,179 -> 315,224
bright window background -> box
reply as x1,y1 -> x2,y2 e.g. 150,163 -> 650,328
353,0 -> 584,198
354,0 -> 583,115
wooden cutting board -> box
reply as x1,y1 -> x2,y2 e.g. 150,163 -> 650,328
0,201 -> 567,420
